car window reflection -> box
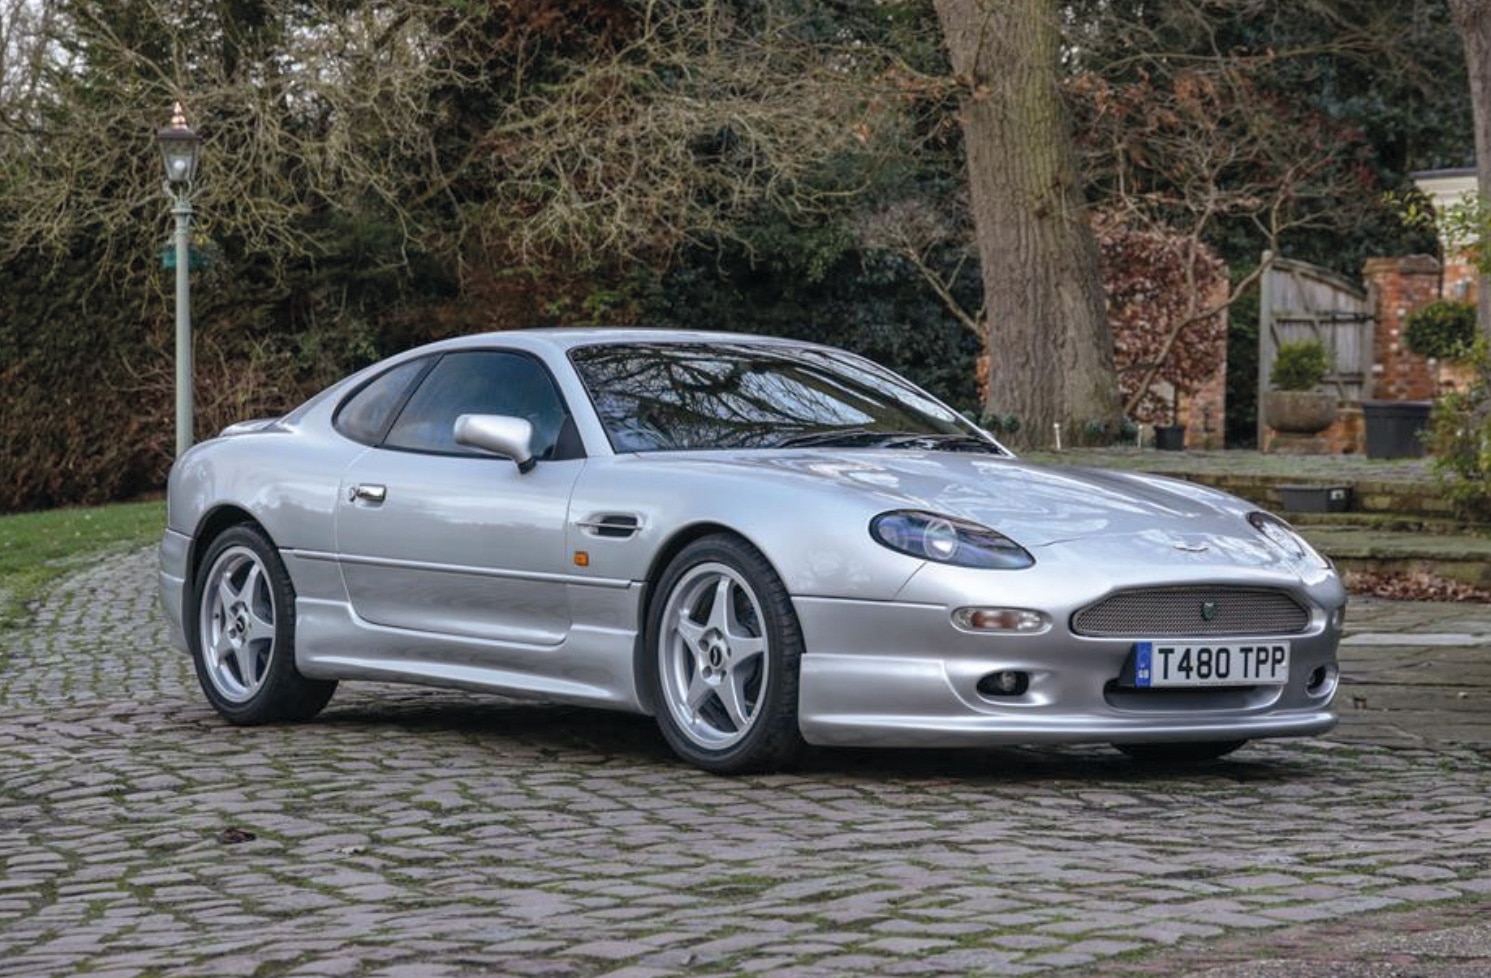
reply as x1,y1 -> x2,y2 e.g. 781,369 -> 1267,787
571,342 -> 998,454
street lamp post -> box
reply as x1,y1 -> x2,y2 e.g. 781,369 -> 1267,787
157,101 -> 202,458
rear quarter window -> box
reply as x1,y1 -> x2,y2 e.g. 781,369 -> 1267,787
333,357 -> 432,445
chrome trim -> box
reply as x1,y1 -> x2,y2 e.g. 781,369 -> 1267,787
575,514 -> 642,538
349,483 -> 387,503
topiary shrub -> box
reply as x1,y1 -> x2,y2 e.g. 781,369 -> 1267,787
1404,300 -> 1477,361
1271,340 -> 1328,391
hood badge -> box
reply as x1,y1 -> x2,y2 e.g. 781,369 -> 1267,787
1201,600 -> 1220,621
1171,541 -> 1210,553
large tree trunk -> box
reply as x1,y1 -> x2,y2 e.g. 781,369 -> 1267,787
933,0 -> 1120,446
1451,0 -> 1491,340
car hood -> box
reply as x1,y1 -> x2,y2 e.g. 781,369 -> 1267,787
662,449 -> 1296,570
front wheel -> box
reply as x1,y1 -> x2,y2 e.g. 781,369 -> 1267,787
645,535 -> 805,774
190,524 -> 336,725
1115,740 -> 1247,763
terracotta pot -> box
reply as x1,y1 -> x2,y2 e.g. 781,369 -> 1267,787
1262,390 -> 1338,435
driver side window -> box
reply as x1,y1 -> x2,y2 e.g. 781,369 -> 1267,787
382,350 -> 575,459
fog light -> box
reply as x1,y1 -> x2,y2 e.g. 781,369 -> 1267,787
1306,663 -> 1339,699
977,670 -> 1030,697
953,607 -> 1048,633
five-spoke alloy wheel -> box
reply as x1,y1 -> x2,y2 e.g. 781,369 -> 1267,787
647,535 -> 805,774
190,524 -> 336,724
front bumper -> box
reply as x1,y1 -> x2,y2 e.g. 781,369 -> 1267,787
792,594 -> 1339,748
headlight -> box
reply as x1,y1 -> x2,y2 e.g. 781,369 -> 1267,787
1248,512 -> 1331,570
870,510 -> 1034,569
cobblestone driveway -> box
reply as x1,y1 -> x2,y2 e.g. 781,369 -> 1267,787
2,549 -> 1489,978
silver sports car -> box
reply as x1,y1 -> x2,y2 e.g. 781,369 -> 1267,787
160,329 -> 1345,773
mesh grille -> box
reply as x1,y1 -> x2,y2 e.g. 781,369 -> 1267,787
1071,586 -> 1309,638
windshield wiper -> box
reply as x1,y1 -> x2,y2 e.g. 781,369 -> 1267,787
773,429 -> 1005,453
870,433 -> 1007,454
772,428 -> 883,448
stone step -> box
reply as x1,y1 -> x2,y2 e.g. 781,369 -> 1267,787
1031,448 -> 1455,518
1286,512 -> 1472,534
1298,525 -> 1491,590
1176,472 -> 1456,519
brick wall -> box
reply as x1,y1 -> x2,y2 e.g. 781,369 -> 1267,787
1363,255 -> 1440,401
1442,254 -> 1482,307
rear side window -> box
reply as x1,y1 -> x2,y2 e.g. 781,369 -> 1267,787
334,357 -> 432,445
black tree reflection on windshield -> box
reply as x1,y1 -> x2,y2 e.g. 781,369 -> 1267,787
570,342 -> 980,452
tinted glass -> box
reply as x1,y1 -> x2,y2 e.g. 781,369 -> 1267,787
569,342 -> 994,453
334,357 -> 431,445
384,351 -> 570,456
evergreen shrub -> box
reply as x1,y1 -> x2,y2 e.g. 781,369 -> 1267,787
1271,341 -> 1328,391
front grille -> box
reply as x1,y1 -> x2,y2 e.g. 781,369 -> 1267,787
1072,586 -> 1309,638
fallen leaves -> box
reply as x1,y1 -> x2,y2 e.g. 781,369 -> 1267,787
1344,569 -> 1491,603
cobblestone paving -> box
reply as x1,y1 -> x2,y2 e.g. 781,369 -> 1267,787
2,549 -> 1489,978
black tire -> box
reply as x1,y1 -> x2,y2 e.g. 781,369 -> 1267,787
644,534 -> 806,774
1116,740 -> 1247,763
188,524 -> 336,724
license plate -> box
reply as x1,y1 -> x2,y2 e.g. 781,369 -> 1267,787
1134,641 -> 1290,688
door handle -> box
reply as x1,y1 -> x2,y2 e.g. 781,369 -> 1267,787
348,484 -> 387,504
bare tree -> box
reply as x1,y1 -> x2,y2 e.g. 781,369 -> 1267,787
0,0 -> 60,120
853,197 -> 983,341
0,1 -> 885,297
1071,63 -> 1372,414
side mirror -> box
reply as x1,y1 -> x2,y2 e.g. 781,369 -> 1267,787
453,414 -> 536,473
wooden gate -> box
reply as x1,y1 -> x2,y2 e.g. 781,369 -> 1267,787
1257,254 -> 1374,446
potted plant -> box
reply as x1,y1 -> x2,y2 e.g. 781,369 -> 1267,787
1359,300 -> 1471,458
1262,340 -> 1337,436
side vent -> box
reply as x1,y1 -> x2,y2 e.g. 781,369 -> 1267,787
576,514 -> 642,539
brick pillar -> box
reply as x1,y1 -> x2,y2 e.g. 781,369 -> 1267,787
1363,255 -> 1439,401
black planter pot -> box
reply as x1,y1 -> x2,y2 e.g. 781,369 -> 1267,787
1154,424 -> 1187,451
1362,400 -> 1432,459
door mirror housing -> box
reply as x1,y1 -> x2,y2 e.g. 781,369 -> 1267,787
453,414 -> 536,473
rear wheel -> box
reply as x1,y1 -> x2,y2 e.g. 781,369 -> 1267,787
646,535 -> 805,774
1116,740 -> 1246,763
190,524 -> 336,724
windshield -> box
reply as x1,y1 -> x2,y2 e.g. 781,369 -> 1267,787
569,341 -> 1005,454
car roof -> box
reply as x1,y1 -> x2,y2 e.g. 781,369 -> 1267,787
415,327 -> 820,357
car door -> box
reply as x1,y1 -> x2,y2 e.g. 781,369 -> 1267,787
335,348 -> 584,646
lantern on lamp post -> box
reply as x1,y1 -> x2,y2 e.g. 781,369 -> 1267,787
157,101 -> 201,457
